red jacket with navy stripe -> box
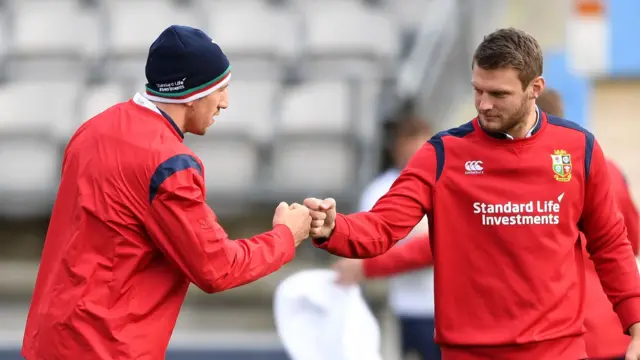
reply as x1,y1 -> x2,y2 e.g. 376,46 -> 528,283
22,94 -> 295,360
315,112 -> 640,360
582,160 -> 640,359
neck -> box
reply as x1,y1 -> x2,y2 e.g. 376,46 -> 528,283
152,102 -> 187,132
505,105 -> 538,139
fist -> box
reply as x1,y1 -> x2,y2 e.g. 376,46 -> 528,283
273,202 -> 311,246
303,197 -> 337,239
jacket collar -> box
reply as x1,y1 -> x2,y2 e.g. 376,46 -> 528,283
132,92 -> 184,139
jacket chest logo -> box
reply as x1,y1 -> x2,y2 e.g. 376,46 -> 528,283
551,150 -> 572,182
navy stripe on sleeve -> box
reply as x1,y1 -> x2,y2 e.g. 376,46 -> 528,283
149,154 -> 202,203
584,131 -> 595,181
428,121 -> 475,182
428,134 -> 445,181
546,115 -> 595,182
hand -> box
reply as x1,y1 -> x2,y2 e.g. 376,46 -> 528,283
627,339 -> 640,360
332,258 -> 364,285
627,323 -> 640,359
273,202 -> 311,246
303,197 -> 337,239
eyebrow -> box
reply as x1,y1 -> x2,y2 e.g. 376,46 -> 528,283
471,83 -> 512,94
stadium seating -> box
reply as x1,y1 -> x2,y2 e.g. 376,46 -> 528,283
0,0 -> 424,217
7,0 -> 101,81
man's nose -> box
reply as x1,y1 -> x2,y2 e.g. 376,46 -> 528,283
219,91 -> 228,109
478,99 -> 493,112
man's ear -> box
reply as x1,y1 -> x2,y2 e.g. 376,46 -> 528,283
531,76 -> 545,100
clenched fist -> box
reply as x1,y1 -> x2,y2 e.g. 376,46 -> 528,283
273,202 -> 311,246
303,197 -> 337,239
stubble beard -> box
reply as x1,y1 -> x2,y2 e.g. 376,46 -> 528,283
499,96 -> 531,136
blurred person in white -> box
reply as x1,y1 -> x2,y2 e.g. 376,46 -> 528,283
332,115 -> 438,360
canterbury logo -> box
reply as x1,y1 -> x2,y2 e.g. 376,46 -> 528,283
465,160 -> 484,174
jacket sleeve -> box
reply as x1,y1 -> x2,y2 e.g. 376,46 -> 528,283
608,161 -> 640,254
362,233 -> 432,278
143,154 -> 296,294
313,142 -> 436,258
581,140 -> 640,333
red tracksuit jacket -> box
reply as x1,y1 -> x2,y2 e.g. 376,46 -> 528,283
22,93 -> 296,360
361,161 -> 640,359
362,233 -> 432,278
315,112 -> 640,360
583,160 -> 640,359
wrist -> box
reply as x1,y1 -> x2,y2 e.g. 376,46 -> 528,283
327,220 -> 336,236
630,322 -> 640,338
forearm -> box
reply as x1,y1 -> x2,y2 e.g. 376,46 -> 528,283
146,182 -> 296,293
363,233 -> 432,278
591,234 -> 640,331
584,140 -> 640,332
156,220 -> 295,293
313,213 -> 402,258
200,224 -> 295,292
313,146 -> 435,258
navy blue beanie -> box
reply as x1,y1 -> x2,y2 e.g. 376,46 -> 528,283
144,25 -> 231,103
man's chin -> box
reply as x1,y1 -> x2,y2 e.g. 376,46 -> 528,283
479,118 -> 499,129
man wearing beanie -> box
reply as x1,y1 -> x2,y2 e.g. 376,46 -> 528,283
22,25 -> 312,360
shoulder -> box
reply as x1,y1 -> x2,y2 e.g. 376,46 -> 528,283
146,147 -> 205,203
429,120 -> 476,144
545,115 -> 595,144
545,114 -> 597,155
545,115 -> 593,137
418,121 -> 477,180
426,120 -> 477,156
150,145 -> 203,180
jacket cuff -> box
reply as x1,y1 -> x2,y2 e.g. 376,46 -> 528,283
616,296 -> 640,334
272,224 -> 296,264
312,213 -> 350,250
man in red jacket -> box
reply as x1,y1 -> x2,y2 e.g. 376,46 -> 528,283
304,28 -> 640,359
538,88 -> 640,360
339,88 -> 640,359
22,25 -> 312,360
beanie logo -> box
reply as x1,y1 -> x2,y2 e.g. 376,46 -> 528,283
156,77 -> 187,93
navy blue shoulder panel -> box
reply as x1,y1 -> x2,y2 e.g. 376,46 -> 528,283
149,154 -> 203,203
427,121 -> 475,181
546,115 -> 595,182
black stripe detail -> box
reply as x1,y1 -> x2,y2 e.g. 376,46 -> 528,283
584,132 -> 595,182
546,115 -> 595,182
157,108 -> 184,139
428,134 -> 445,181
427,121 -> 475,182
149,154 -> 202,203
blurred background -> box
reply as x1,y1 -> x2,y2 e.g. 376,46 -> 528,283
0,0 -> 638,359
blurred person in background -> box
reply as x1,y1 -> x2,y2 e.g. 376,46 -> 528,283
537,88 -> 640,360
21,25 -> 311,360
303,28 -> 640,359
332,115 -> 438,360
